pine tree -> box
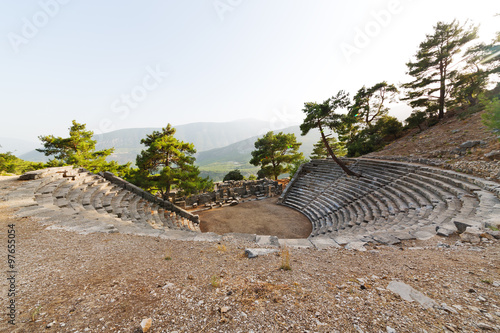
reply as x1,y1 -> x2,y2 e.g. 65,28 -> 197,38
249,131 -> 303,180
449,31 -> 500,109
135,124 -> 208,200
310,138 -> 346,159
350,82 -> 398,128
37,120 -> 127,175
402,20 -> 478,119
300,91 -> 360,177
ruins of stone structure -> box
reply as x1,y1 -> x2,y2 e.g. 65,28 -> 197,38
5,166 -> 204,236
2,157 -> 499,248
279,158 -> 500,247
177,179 -> 282,208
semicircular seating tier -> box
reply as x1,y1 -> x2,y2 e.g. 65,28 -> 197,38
279,158 -> 500,245
6,166 -> 201,236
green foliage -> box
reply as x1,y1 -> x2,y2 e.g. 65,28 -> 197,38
249,131 -> 303,180
300,91 -> 350,137
350,81 -> 398,128
257,168 -> 268,179
402,20 -> 478,119
377,115 -> 403,140
448,32 -> 499,110
37,120 -> 130,175
344,116 -> 403,157
405,111 -> 427,131
345,130 -> 384,157
248,174 -> 257,180
481,96 -> 500,138
0,152 -> 45,175
301,91 -> 360,176
223,169 -> 244,181
288,157 -> 309,178
134,124 -> 209,199
310,138 -> 346,159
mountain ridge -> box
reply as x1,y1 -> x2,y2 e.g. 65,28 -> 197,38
19,119 -> 300,163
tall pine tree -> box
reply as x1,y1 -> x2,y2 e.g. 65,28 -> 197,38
402,20 -> 478,119
135,124 -> 208,200
37,120 -> 128,175
249,131 -> 303,180
301,91 -> 360,177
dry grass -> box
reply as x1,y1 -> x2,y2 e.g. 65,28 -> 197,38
31,305 -> 42,322
279,245 -> 291,271
210,275 -> 221,288
216,244 -> 227,253
164,247 -> 172,260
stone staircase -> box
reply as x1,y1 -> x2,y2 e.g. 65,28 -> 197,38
4,166 -> 204,236
279,158 -> 500,245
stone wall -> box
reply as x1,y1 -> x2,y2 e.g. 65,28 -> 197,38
182,179 -> 282,207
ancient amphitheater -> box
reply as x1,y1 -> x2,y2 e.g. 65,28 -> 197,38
3,158 -> 499,248
2,158 -> 500,332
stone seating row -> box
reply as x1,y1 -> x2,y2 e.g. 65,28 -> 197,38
16,167 -> 200,234
280,158 -> 500,243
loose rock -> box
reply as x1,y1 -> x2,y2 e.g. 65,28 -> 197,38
387,281 -> 437,309
244,248 -> 278,258
141,318 -> 152,332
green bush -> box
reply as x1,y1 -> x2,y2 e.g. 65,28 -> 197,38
405,111 -> 427,131
481,97 -> 500,138
223,169 -> 244,181
377,116 -> 403,140
0,152 -> 45,175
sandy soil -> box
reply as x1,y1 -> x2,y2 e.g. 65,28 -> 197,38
198,197 -> 312,239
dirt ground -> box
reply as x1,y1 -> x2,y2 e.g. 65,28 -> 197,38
368,110 -> 500,160
198,197 -> 312,239
0,176 -> 500,332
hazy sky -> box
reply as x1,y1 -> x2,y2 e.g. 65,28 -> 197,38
0,0 -> 498,142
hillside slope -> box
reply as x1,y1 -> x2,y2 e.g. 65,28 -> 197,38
366,110 -> 500,180
197,126 -> 321,180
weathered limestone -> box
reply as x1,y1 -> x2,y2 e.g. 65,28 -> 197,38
9,167 -> 201,236
245,248 -> 278,258
387,281 -> 438,309
183,179 -> 282,208
280,158 -> 500,246
4,157 -> 499,249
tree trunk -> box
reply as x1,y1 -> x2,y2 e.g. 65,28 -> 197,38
318,122 -> 361,177
438,60 -> 446,119
164,182 -> 171,201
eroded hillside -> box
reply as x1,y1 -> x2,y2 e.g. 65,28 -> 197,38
366,111 -> 500,181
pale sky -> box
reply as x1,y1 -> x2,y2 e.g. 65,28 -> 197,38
0,0 -> 498,142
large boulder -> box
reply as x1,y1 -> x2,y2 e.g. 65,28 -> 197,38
460,140 -> 484,149
484,150 -> 500,161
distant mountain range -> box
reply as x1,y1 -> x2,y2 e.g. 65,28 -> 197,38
0,137 -> 40,156
196,125 -> 320,180
13,119 -> 322,181
20,119 -> 275,163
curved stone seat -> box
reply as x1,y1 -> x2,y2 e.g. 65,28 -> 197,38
12,167 -> 201,235
280,158 -> 500,243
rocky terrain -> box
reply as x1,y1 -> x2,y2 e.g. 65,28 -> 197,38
0,110 -> 499,332
0,182 -> 499,332
367,111 -> 500,181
